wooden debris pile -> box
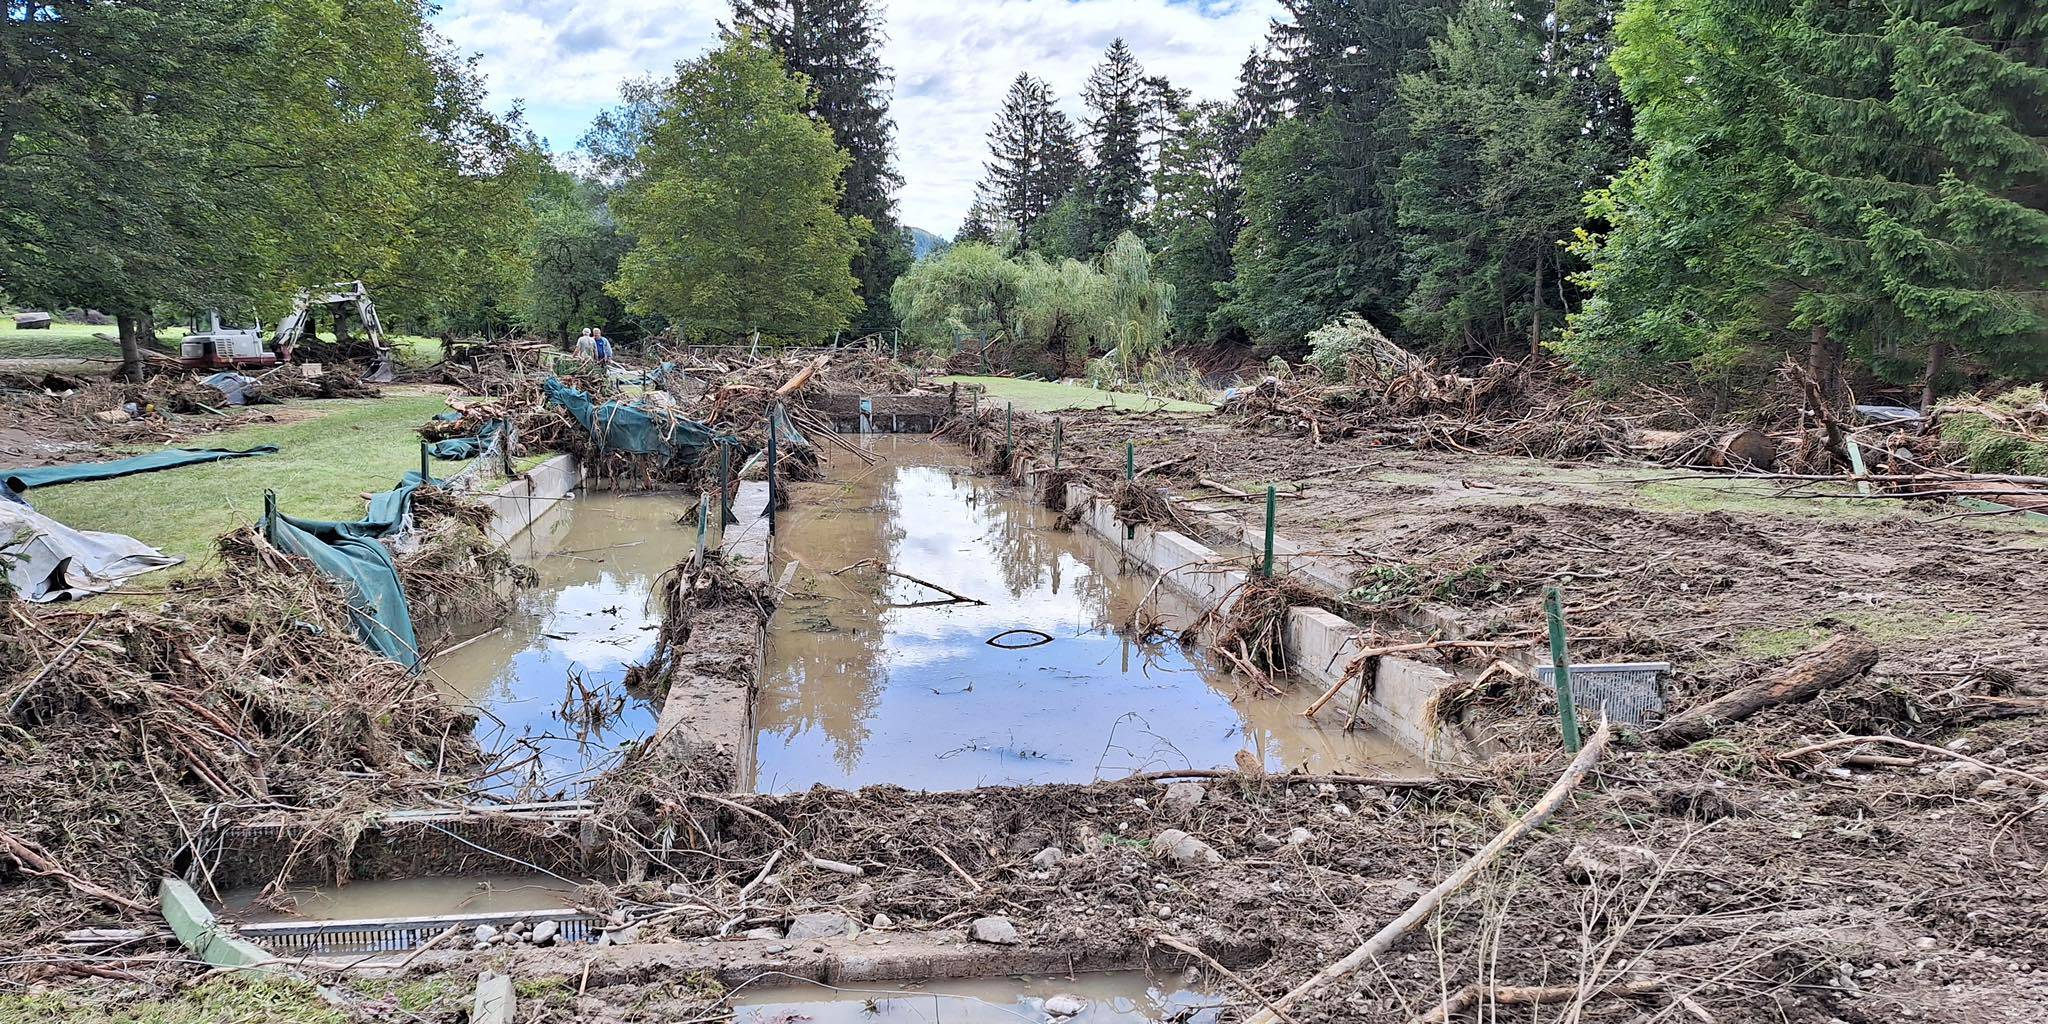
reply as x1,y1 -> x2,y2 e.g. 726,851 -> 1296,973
1224,358 -> 1634,460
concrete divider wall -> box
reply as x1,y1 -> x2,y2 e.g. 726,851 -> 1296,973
476,453 -> 581,547
1060,479 -> 1478,768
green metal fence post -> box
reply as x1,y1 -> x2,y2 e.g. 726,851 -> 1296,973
1545,585 -> 1582,753
1005,402 -> 1014,461
1052,418 -> 1063,469
1125,441 -> 1135,481
418,442 -> 430,484
1263,485 -> 1277,578
718,443 -> 735,525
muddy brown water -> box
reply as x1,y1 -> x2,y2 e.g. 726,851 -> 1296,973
220,873 -> 583,923
732,972 -> 1224,1024
754,437 -> 1420,792
432,490 -> 694,797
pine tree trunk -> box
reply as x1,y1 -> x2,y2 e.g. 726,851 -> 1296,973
1806,323 -> 1844,408
114,312 -> 145,383
1919,337 -> 1948,414
1528,254 -> 1544,359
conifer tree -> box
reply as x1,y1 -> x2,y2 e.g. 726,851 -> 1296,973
728,0 -> 907,334
1395,0 -> 1628,357
1080,39 -> 1149,252
1779,1 -> 2048,405
978,74 -> 1081,246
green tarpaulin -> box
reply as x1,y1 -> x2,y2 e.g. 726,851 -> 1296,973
542,377 -> 726,463
3,446 -> 281,494
258,471 -> 432,671
427,419 -> 505,461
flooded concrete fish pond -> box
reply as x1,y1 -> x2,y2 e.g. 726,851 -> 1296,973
732,972 -> 1225,1024
755,438 -> 1419,792
433,491 -> 692,798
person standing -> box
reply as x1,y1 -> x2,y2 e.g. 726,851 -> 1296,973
593,327 -> 614,366
573,327 -> 596,362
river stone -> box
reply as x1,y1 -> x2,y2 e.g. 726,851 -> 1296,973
472,924 -> 499,945
531,919 -> 560,946
1043,994 -> 1088,1017
1150,829 -> 1224,866
970,916 -> 1021,945
1286,827 -> 1314,847
786,912 -> 856,941
1162,783 -> 1206,813
743,927 -> 784,940
1031,846 -> 1066,869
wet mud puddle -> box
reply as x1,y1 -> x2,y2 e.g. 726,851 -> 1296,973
219,873 -> 583,924
755,438 -> 1419,791
733,972 -> 1224,1024
433,492 -> 691,797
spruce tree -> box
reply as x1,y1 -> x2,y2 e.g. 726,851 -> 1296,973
979,75 -> 1081,246
1226,0 -> 1454,343
1780,1 -> 2048,404
728,0 -> 907,334
1395,0 -> 1628,357
1080,39 -> 1149,252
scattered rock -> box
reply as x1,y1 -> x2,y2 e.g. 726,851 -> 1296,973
598,924 -> 641,946
743,927 -> 784,940
1331,803 -> 1353,817
532,919 -> 560,946
1150,829 -> 1224,867
1564,842 -> 1662,882
871,913 -> 895,929
1251,833 -> 1283,852
970,916 -> 1021,945
1043,994 -> 1088,1017
1162,782 -> 1206,813
1286,827 -> 1314,846
472,924 -> 499,945
1032,847 -> 1066,869
786,913 -> 856,941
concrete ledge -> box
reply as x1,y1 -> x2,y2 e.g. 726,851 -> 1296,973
477,454 -> 582,547
1056,476 -> 1478,768
160,877 -> 276,970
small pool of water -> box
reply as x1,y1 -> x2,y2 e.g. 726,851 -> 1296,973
732,972 -> 1226,1024
753,438 -> 1419,792
219,873 -> 583,923
432,491 -> 691,798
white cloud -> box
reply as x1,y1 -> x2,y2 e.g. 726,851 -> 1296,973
433,0 -> 1282,236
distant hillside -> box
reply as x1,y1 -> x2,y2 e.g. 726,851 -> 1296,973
905,226 -> 946,260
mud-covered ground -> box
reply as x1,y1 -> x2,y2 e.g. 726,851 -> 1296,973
9,393 -> 2047,1024
995,406 -> 2048,718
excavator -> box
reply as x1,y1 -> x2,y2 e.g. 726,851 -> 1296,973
178,280 -> 395,381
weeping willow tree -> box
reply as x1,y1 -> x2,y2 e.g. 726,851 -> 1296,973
1102,232 -> 1175,370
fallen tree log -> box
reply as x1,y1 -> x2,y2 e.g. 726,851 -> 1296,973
1241,721 -> 1612,1024
1653,635 -> 1878,747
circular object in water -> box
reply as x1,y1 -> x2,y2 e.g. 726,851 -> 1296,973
985,628 -> 1054,649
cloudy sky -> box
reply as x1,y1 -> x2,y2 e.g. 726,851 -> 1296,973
433,0 -> 1283,237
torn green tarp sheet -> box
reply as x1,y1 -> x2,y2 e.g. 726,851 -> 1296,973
428,419 -> 505,461
542,377 -> 725,463
257,471 -> 432,671
2,446 -> 280,494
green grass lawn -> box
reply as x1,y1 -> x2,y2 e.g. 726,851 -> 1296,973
27,391 -> 454,575
937,375 -> 1214,413
0,320 -> 129,360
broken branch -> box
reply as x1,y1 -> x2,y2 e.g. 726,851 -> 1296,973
1242,720 -> 1613,1024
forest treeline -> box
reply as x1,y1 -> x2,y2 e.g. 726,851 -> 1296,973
939,0 -> 2045,401
2,0 -> 2041,402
